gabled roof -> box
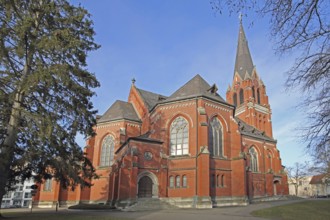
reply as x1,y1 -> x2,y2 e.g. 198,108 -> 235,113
136,88 -> 167,111
98,100 -> 141,123
234,22 -> 254,80
115,131 -> 163,154
310,174 -> 328,184
162,74 -> 226,103
237,118 -> 276,143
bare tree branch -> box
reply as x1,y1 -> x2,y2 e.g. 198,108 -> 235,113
211,0 -> 330,173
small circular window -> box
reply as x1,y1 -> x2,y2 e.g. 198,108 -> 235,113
144,151 -> 153,161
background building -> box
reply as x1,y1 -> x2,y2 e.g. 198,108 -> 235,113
310,174 -> 330,197
288,176 -> 313,198
1,178 -> 34,208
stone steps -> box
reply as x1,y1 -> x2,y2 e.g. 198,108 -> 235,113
123,198 -> 177,211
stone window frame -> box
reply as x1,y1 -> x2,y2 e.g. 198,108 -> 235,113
182,175 -> 187,188
249,147 -> 259,172
175,175 -> 181,188
216,174 -> 225,187
233,93 -> 237,106
170,116 -> 189,156
100,135 -> 115,167
169,176 -> 174,188
239,88 -> 244,105
43,178 -> 52,191
208,117 -> 224,157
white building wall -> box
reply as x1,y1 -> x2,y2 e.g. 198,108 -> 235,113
288,176 -> 313,198
1,179 -> 34,208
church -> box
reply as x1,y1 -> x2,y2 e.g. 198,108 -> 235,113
34,22 -> 289,209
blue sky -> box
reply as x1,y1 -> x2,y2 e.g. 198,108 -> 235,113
73,0 -> 310,168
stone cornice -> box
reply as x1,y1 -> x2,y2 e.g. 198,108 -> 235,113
235,105 -> 245,116
205,102 -> 231,112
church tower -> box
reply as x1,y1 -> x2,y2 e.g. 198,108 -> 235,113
226,20 -> 273,137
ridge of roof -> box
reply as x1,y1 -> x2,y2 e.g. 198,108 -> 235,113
162,74 -> 226,103
135,87 -> 167,111
236,118 -> 276,142
115,131 -> 163,154
310,174 -> 329,184
98,100 -> 141,123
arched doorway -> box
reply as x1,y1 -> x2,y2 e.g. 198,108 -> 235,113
138,176 -> 153,198
273,180 -> 280,195
137,171 -> 159,198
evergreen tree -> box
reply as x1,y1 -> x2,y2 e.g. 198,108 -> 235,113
0,0 -> 100,212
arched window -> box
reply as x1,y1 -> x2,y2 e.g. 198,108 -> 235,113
252,86 -> 255,100
233,93 -> 237,106
249,147 -> 258,172
216,174 -> 220,187
169,176 -> 174,188
221,175 -> 225,187
176,176 -> 181,188
268,150 -> 273,171
100,135 -> 115,166
44,178 -> 52,191
239,89 -> 244,105
170,117 -> 189,156
208,117 -> 223,157
182,175 -> 187,188
257,88 -> 260,104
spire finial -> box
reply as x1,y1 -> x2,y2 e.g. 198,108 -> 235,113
131,78 -> 136,85
239,12 -> 243,24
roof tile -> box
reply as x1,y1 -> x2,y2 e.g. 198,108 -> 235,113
98,100 -> 141,123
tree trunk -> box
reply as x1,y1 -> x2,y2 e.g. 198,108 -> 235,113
0,91 -> 24,218
295,185 -> 298,196
0,192 -> 4,218
0,58 -> 29,212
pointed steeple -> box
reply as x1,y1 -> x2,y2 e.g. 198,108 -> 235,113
234,20 -> 254,79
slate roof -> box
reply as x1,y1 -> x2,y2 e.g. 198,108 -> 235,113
136,88 -> 167,111
130,131 -> 163,142
310,174 -> 328,184
234,22 -> 254,79
161,74 -> 226,104
115,131 -> 163,154
98,100 -> 141,123
237,118 -> 276,143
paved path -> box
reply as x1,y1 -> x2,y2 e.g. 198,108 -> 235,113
1,199 -> 311,220
105,199 -> 306,220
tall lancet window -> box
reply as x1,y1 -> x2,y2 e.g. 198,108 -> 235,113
257,88 -> 261,104
208,117 -> 223,157
249,147 -> 258,172
100,135 -> 115,166
252,86 -> 255,100
233,93 -> 237,106
170,116 -> 189,156
239,89 -> 244,105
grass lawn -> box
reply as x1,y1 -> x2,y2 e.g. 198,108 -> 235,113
251,200 -> 330,220
0,211 -> 131,220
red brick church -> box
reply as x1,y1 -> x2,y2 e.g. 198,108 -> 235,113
34,22 -> 289,208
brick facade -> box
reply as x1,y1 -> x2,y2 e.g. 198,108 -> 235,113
34,22 -> 289,208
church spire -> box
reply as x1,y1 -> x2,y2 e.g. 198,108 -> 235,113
234,20 -> 254,79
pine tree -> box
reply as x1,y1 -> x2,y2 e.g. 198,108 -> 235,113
0,0 -> 100,212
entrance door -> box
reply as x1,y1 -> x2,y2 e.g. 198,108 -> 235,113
138,176 -> 153,198
273,180 -> 279,195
